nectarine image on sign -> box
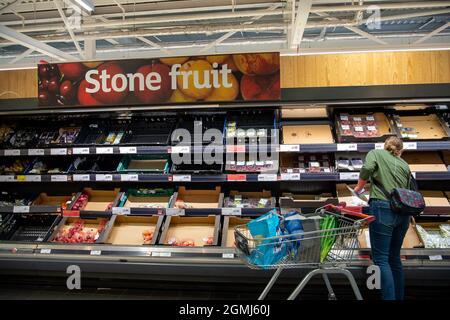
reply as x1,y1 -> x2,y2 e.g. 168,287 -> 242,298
37,52 -> 280,107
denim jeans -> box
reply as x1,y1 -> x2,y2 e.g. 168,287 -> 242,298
369,199 -> 410,300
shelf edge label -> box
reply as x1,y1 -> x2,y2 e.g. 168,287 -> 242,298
222,208 -> 241,216
279,144 -> 300,152
339,172 -> 360,180
73,147 -> 90,155
112,207 -> 131,215
50,148 -> 67,155
166,208 -> 185,216
337,143 -> 358,151
4,149 -> 21,156
119,146 -> 137,154
73,174 -> 90,181
28,149 -> 45,156
13,206 -> 30,213
172,175 -> 191,182
121,174 -> 139,181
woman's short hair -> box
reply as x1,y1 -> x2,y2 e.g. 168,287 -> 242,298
384,136 -> 403,156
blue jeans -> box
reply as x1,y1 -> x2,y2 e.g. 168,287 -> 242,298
369,199 -> 410,300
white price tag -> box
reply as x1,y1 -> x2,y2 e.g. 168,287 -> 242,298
171,146 -> 191,153
112,207 -> 131,215
173,175 -> 191,182
222,253 -> 235,259
72,147 -> 90,155
73,174 -> 90,181
374,143 -> 384,150
96,147 -> 113,154
281,173 -> 300,181
280,144 -> 300,152
51,175 -> 68,182
429,255 -> 443,261
13,206 -> 30,213
25,175 -> 41,182
367,126 -> 377,131
0,175 -> 14,182
51,148 -> 67,155
90,250 -> 102,256
339,172 -> 360,180
222,207 -> 241,216
96,174 -> 113,181
121,174 -> 139,181
354,126 -> 364,132
28,149 -> 44,156
152,251 -> 171,257
40,249 -> 51,254
119,146 -> 137,154
337,143 -> 358,151
404,142 -> 417,150
258,174 -> 278,181
4,149 -> 20,156
166,208 -> 185,216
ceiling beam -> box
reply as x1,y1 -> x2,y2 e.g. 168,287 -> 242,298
290,0 -> 313,48
414,21 -> 450,44
54,0 -> 85,59
0,24 -> 75,61
0,0 -> 22,15
8,47 -> 32,64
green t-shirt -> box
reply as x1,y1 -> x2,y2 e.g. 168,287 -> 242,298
359,149 -> 411,201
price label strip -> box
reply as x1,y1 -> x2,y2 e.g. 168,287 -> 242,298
258,174 -> 278,182
4,149 -> 21,156
121,174 -> 139,181
90,250 -> 102,256
96,174 -> 113,181
404,142 -> 417,150
72,147 -> 90,155
119,146 -> 137,154
51,175 -> 68,182
28,149 -> 45,156
112,207 -> 131,215
337,143 -> 358,151
172,175 -> 191,182
40,249 -> 52,254
280,173 -> 300,181
165,208 -> 185,216
73,174 -> 90,181
279,144 -> 300,152
171,146 -> 191,153
0,175 -> 14,182
339,172 -> 360,180
50,148 -> 67,155
13,206 -> 30,213
221,208 -> 241,216
96,147 -> 113,154
222,253 -> 235,259
25,175 -> 41,182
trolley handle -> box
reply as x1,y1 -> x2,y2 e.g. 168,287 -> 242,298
324,204 -> 375,223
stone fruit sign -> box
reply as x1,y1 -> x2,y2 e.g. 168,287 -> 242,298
38,52 -> 280,107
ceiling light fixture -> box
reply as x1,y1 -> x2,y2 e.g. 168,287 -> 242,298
71,0 -> 95,12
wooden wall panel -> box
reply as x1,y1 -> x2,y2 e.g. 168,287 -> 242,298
280,50 -> 450,88
0,50 -> 449,100
0,68 -> 37,99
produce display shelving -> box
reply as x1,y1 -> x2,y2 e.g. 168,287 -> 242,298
2,103 -> 450,287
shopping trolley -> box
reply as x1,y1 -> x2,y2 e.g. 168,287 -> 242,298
234,204 -> 374,300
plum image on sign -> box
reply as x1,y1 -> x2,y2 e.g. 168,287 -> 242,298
37,53 -> 280,107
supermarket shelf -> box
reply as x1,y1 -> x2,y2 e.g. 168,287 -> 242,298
2,141 -> 450,158
2,171 -> 450,183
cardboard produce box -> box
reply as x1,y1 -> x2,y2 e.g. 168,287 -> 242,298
224,190 -> 275,208
117,155 -> 170,173
32,193 -> 73,208
421,191 -> 450,207
358,223 -> 423,249
280,193 -> 338,214
174,186 -> 223,209
105,215 -> 164,245
403,152 -> 447,172
282,124 -> 334,144
49,216 -> 110,244
159,215 -> 220,247
397,114 -> 449,140
70,188 -> 121,211
281,106 -> 328,119
119,189 -> 174,209
221,216 -> 252,247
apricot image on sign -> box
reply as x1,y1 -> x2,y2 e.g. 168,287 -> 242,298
37,52 -> 280,107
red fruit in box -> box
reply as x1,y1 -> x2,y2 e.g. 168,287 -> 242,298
134,63 -> 173,104
240,73 -> 280,101
78,80 -> 102,106
38,90 -> 50,105
58,62 -> 86,81
92,62 -> 129,104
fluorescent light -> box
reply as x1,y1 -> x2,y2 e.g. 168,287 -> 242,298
73,0 -> 94,12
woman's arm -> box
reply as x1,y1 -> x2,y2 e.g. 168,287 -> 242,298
354,178 -> 368,194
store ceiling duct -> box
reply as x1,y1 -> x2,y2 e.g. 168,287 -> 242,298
70,0 -> 95,13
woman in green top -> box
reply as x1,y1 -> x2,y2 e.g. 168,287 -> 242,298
354,136 -> 411,300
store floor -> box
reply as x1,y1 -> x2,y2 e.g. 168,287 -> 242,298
1,278 -> 448,300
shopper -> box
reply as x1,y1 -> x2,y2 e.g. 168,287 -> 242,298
353,136 -> 411,300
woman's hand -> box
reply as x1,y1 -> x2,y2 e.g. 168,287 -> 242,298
354,178 -> 368,195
